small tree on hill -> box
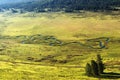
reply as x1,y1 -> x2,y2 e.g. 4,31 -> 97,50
85,63 -> 92,76
91,60 -> 99,76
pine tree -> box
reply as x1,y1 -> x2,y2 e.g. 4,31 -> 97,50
91,60 -> 99,76
85,63 -> 92,76
97,54 -> 105,74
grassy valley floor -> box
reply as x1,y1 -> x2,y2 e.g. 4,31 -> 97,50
0,11 -> 120,80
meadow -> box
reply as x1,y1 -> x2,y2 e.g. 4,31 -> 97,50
0,11 -> 120,80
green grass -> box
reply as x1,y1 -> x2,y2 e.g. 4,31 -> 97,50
1,11 -> 120,39
0,11 -> 120,80
0,61 -> 95,80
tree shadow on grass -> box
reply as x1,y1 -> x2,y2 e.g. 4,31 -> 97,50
99,72 -> 120,79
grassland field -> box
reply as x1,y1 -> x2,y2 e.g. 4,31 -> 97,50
0,11 -> 120,80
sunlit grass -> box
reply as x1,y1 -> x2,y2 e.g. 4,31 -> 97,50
1,12 -> 120,39
0,11 -> 120,80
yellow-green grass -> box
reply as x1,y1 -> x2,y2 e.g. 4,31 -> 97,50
0,11 -> 120,80
0,11 -> 120,40
0,39 -> 119,80
0,61 -> 97,80
0,60 -> 119,80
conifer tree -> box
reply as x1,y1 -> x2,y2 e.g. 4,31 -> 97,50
91,60 -> 99,76
85,63 -> 92,76
97,54 -> 105,74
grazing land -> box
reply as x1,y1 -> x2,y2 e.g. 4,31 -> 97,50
0,11 -> 120,80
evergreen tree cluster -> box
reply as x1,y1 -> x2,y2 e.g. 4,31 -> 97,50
0,0 -> 120,12
85,54 -> 105,77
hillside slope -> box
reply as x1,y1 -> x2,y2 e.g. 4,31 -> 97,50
0,0 -> 120,12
